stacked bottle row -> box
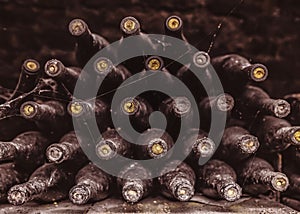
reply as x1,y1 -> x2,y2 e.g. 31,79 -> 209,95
0,15 -> 299,207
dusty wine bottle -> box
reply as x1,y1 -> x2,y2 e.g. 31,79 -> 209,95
7,162 -> 82,205
251,115 -> 300,152
158,160 -> 195,201
197,159 -> 242,202
10,59 -> 41,100
46,131 -> 88,164
235,85 -> 290,120
211,54 -> 268,93
199,93 -> 235,131
117,162 -> 153,203
20,100 -> 72,137
136,128 -> 174,159
95,128 -> 131,160
235,157 -> 289,195
69,18 -> 109,68
214,126 -> 260,161
69,163 -> 112,205
68,98 -> 112,132
0,131 -> 50,166
159,96 -> 193,139
284,93 -> 300,125
44,59 -> 87,94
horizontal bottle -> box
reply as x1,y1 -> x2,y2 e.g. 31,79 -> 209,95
235,85 -> 290,120
68,98 -> 112,132
46,131 -> 88,164
95,128 -> 132,160
69,163 -> 112,205
235,157 -> 289,195
159,96 -> 193,139
199,93 -> 234,131
136,128 -> 174,159
113,96 -> 153,133
69,18 -> 109,68
284,93 -> 300,125
44,59 -> 87,94
0,131 -> 50,166
10,59 -> 41,100
7,162 -> 82,205
197,159 -> 242,202
20,100 -> 72,138
211,54 -> 268,93
251,115 -> 300,152
158,160 -> 195,201
214,126 -> 260,161
117,162 -> 153,203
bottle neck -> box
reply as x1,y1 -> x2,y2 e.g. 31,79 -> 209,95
69,181 -> 96,205
122,179 -> 144,203
252,169 -> 289,191
46,141 -> 79,163
169,176 -> 194,201
261,99 -> 290,118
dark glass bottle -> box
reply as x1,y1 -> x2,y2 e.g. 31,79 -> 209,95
235,85 -> 290,120
20,100 -> 72,138
69,163 -> 112,205
117,162 -> 153,203
113,96 -> 152,133
0,131 -> 50,167
211,54 -> 268,94
235,157 -> 289,195
197,159 -> 242,202
199,93 -> 234,131
7,162 -> 82,205
251,116 -> 300,152
136,128 -> 174,159
10,59 -> 41,100
284,93 -> 300,125
158,160 -> 195,201
159,96 -> 193,140
68,18 -> 109,68
95,128 -> 131,160
214,126 -> 260,161
46,131 -> 88,164
68,98 -> 112,133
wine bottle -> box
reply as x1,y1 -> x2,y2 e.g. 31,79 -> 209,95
69,163 -> 112,205
235,157 -> 289,195
68,18 -> 109,68
197,159 -> 242,202
158,160 -> 195,201
117,162 -> 153,203
284,93 -> 300,125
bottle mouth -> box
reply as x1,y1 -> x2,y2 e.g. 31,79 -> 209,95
216,93 -> 235,112
121,97 -> 139,115
69,19 -> 88,36
122,181 -> 144,203
195,137 -> 215,158
239,135 -> 260,154
46,144 -> 65,163
67,101 -> 85,117
94,57 -> 114,75
148,138 -> 168,158
173,97 -> 191,117
273,99 -> 290,118
166,15 -> 182,31
220,182 -> 242,202
23,59 -> 40,74
249,64 -> 268,82
69,184 -> 91,205
291,127 -> 300,146
7,189 -> 28,206
120,16 -> 140,35
193,51 -> 210,68
145,56 -> 164,71
96,140 -> 117,160
44,59 -> 64,77
271,173 -> 289,192
20,101 -> 38,119
174,181 -> 194,201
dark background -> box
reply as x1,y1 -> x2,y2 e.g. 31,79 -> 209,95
0,0 -> 299,97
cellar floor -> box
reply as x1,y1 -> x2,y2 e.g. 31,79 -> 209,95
0,195 -> 297,214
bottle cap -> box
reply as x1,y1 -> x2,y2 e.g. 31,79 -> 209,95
145,56 -> 164,71
220,182 -> 241,202
173,97 -> 191,117
193,51 -> 210,68
194,137 -> 215,158
272,99 -> 290,118
69,184 -> 91,205
166,15 -> 182,31
239,135 -> 260,154
20,101 -> 38,119
69,19 -> 88,37
96,140 -> 117,160
249,64 -> 268,82
216,93 -> 235,112
23,59 -> 40,74
121,97 -> 139,115
271,172 -> 289,192
120,16 -> 140,35
148,138 -> 168,158
44,59 -> 64,77
122,181 -> 144,203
